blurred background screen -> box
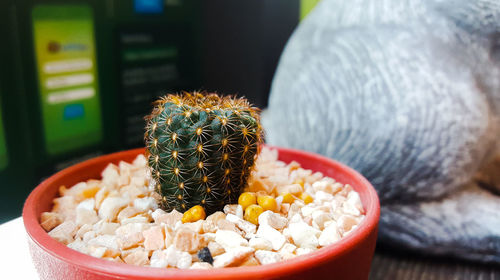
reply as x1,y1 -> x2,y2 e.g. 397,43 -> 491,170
0,0 -> 315,222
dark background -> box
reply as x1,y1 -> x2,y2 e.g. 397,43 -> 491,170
0,0 -> 299,222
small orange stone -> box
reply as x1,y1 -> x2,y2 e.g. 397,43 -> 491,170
182,205 -> 206,223
238,192 -> 257,210
244,204 -> 264,225
257,195 -> 278,212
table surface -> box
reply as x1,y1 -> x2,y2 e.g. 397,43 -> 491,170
0,218 -> 38,279
2,217 -> 499,280
369,248 -> 500,280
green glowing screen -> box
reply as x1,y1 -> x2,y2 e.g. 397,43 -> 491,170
32,5 -> 102,155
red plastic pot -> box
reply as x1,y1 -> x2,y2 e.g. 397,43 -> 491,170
23,146 -> 380,280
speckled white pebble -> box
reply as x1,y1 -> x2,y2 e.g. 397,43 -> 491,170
347,192 -> 363,211
249,237 -> 273,251
151,209 -> 166,222
174,221 -> 182,231
150,250 -> 168,268
77,199 -> 95,211
318,222 -> 341,246
213,246 -> 255,268
89,246 -> 107,258
67,240 -> 87,253
165,245 -> 181,267
296,247 -> 314,255
177,251 -> 193,269
255,250 -> 282,265
312,180 -> 328,191
275,196 -> 283,212
300,206 -> 315,217
315,191 -> 333,203
189,262 -> 213,269
342,202 -> 361,216
133,197 -> 158,212
311,211 -> 332,230
226,214 -> 257,235
258,211 -> 288,230
236,205 -> 244,219
289,222 -> 320,249
101,164 -> 120,187
256,224 -> 286,251
87,234 -> 119,250
215,230 -> 249,249
289,213 -> 303,224
76,199 -> 98,225
282,227 -> 292,240
98,197 -> 128,221
280,243 -> 297,255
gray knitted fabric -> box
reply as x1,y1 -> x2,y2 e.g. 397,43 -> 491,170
264,0 -> 500,263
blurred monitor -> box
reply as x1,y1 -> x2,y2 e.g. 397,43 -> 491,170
32,5 -> 103,156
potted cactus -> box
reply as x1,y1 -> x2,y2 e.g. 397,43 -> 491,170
144,92 -> 263,215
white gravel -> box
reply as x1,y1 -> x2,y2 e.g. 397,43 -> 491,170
42,148 -> 366,268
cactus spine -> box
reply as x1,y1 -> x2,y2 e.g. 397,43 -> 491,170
145,92 -> 263,214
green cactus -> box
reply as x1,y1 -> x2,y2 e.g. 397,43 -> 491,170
145,92 -> 263,214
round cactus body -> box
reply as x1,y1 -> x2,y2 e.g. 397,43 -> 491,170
145,92 -> 263,214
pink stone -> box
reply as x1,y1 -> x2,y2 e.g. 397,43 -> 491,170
123,249 -> 149,266
174,228 -> 205,253
143,226 -> 165,250
155,210 -> 183,227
